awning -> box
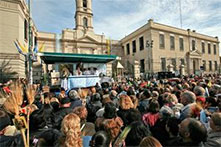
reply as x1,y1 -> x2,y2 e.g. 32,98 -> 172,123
38,52 -> 117,64
117,62 -> 124,69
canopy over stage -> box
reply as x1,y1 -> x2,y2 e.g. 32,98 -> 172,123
38,52 -> 117,64
37,52 -> 117,89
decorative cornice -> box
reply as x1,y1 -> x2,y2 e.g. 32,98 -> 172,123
0,53 -> 20,59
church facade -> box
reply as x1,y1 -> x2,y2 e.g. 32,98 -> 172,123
37,0 -> 122,78
0,0 -> 220,82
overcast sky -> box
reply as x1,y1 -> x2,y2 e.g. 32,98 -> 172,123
31,0 -> 221,53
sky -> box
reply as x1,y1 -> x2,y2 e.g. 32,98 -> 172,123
31,0 -> 221,53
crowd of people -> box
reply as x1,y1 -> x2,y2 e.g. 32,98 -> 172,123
0,74 -> 221,147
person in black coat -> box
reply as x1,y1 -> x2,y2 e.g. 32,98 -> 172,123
0,110 -> 24,147
53,97 -> 72,130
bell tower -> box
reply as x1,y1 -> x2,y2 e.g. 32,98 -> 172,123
75,0 -> 93,31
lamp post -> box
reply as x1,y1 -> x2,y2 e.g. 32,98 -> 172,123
28,0 -> 33,84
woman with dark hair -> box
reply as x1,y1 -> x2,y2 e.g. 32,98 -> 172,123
30,104 -> 54,132
142,100 -> 160,127
103,102 -> 117,119
165,117 -> 180,146
138,89 -> 152,114
86,93 -> 102,123
42,104 -> 54,128
125,121 -> 151,146
96,102 -> 123,131
89,131 -> 111,147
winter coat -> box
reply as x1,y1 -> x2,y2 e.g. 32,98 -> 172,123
204,131 -> 221,147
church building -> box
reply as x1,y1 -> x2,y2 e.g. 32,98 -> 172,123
37,0 -> 122,78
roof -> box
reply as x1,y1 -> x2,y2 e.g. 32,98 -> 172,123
38,52 -> 117,64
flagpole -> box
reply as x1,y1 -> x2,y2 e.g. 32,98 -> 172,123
28,0 -> 33,84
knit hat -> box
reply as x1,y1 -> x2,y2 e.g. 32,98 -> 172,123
0,110 -> 11,131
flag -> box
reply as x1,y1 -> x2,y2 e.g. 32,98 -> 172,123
33,42 -> 38,54
106,39 -> 111,55
16,39 -> 28,53
38,42 -> 45,52
14,41 -> 25,56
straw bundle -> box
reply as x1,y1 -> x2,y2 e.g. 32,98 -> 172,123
3,81 -> 23,115
2,81 -> 37,147
26,85 -> 37,105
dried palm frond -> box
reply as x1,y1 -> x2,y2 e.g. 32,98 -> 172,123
3,94 -> 19,115
11,81 -> 24,106
26,85 -> 36,105
3,81 -> 24,115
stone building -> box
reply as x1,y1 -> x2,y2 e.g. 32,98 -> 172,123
121,19 -> 220,76
0,0 -> 220,82
37,0 -> 122,77
0,0 -> 37,79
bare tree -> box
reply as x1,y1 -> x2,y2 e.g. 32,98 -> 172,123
0,59 -> 18,83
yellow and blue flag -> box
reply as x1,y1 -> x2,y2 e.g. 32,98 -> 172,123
38,42 -> 45,52
16,39 -> 28,53
14,41 -> 26,56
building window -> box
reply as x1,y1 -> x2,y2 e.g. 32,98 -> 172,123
208,43 -> 211,54
159,34 -> 165,49
126,43 -> 130,55
202,60 -> 206,71
140,59 -> 145,73
83,17 -> 88,28
201,42 -> 205,54
180,58 -> 185,65
161,58 -> 166,71
34,36 -> 37,46
214,44 -> 217,55
171,58 -> 176,70
214,61 -> 218,71
192,40 -> 196,50
83,0 -> 87,8
122,46 -> 125,55
209,61 -> 212,71
132,40 -> 136,53
24,19 -> 28,40
179,38 -> 184,51
139,37 -> 144,50
170,36 -> 175,50
30,31 -> 33,46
